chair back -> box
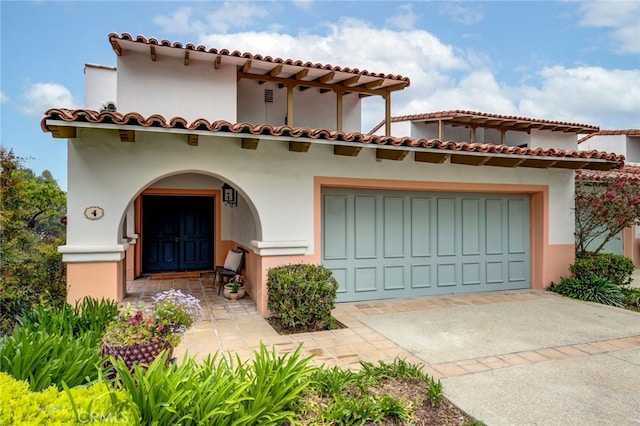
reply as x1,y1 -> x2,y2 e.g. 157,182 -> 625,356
223,247 -> 246,273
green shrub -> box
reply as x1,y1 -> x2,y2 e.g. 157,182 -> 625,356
0,372 -> 136,425
0,327 -> 104,391
549,276 -> 625,307
110,343 -> 313,425
0,237 -> 67,336
621,287 -> 640,309
267,263 -> 339,329
571,252 -> 635,287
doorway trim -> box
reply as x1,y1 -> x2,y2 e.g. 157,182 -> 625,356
134,188 -> 222,278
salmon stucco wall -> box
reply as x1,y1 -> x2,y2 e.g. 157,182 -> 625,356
67,261 -> 124,304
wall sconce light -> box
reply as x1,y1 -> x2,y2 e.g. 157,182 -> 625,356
221,183 -> 237,207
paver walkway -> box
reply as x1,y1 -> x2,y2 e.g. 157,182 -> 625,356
124,274 -> 640,380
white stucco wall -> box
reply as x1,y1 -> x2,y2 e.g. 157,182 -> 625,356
530,129 -> 577,150
116,55 -> 237,122
85,65 -> 117,110
579,134 -> 626,155
63,128 -> 577,260
626,137 -> 640,164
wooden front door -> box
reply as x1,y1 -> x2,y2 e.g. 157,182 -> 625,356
142,195 -> 214,272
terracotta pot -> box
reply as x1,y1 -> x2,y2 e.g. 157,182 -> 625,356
229,292 -> 239,301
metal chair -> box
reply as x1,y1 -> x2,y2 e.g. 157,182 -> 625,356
215,247 -> 246,295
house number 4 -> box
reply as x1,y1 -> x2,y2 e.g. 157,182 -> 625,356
84,206 -> 105,220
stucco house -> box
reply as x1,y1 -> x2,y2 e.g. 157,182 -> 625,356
41,33 -> 624,316
578,130 -> 640,265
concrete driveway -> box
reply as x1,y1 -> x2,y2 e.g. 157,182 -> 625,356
358,295 -> 640,425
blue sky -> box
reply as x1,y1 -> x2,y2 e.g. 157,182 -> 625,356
1,0 -> 639,190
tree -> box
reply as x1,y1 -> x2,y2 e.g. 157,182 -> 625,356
574,170 -> 640,256
0,147 -> 67,334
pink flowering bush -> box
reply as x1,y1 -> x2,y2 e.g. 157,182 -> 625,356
575,171 -> 640,255
102,290 -> 203,347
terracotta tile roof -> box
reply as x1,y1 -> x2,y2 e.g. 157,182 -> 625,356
577,165 -> 640,181
109,33 -> 410,88
578,129 -> 640,144
41,109 -> 624,168
369,110 -> 599,134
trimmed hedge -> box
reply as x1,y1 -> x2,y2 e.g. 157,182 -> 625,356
570,252 -> 634,287
267,264 -> 339,329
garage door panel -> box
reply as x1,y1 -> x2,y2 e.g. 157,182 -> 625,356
355,196 -> 377,259
508,260 -> 527,282
437,198 -> 457,256
329,267 -> 349,295
462,262 -> 482,285
462,199 -> 482,256
486,261 -> 505,284
485,199 -> 504,254
411,264 -> 432,288
508,199 -> 527,254
384,265 -> 405,290
323,189 -> 530,302
355,266 -> 377,292
437,263 -> 457,287
323,195 -> 348,259
411,198 -> 431,257
384,197 -> 405,258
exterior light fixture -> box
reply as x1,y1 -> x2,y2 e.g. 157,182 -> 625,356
221,183 -> 237,207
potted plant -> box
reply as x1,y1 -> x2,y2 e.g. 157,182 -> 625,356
101,289 -> 204,371
223,274 -> 245,299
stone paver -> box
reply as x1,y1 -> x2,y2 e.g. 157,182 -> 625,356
125,276 -> 640,379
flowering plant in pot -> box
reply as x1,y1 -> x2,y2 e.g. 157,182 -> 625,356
224,274 -> 246,299
101,289 -> 204,370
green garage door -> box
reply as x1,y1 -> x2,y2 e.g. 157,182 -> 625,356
322,188 -> 530,302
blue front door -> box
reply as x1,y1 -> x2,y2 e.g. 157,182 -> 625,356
142,196 -> 214,272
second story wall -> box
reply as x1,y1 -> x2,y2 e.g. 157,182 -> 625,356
530,130 -> 577,150
237,80 -> 361,131
85,65 -> 117,111
117,54 -> 237,122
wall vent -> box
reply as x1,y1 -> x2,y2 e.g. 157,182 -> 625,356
264,89 -> 274,103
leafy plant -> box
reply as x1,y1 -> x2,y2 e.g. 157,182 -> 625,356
0,327 -> 104,391
622,287 -> 640,309
0,372 -> 136,425
19,297 -> 119,338
109,343 -> 313,426
308,365 -> 358,397
267,263 -> 339,329
549,276 -> 625,307
570,252 -> 635,287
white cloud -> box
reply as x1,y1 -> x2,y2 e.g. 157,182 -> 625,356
163,11 -> 637,132
20,82 -> 77,117
153,7 -> 200,35
438,2 -> 484,25
386,4 -> 419,30
154,2 -> 268,35
0,91 -> 8,103
292,0 -> 313,10
579,1 -> 640,54
517,66 -> 640,128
